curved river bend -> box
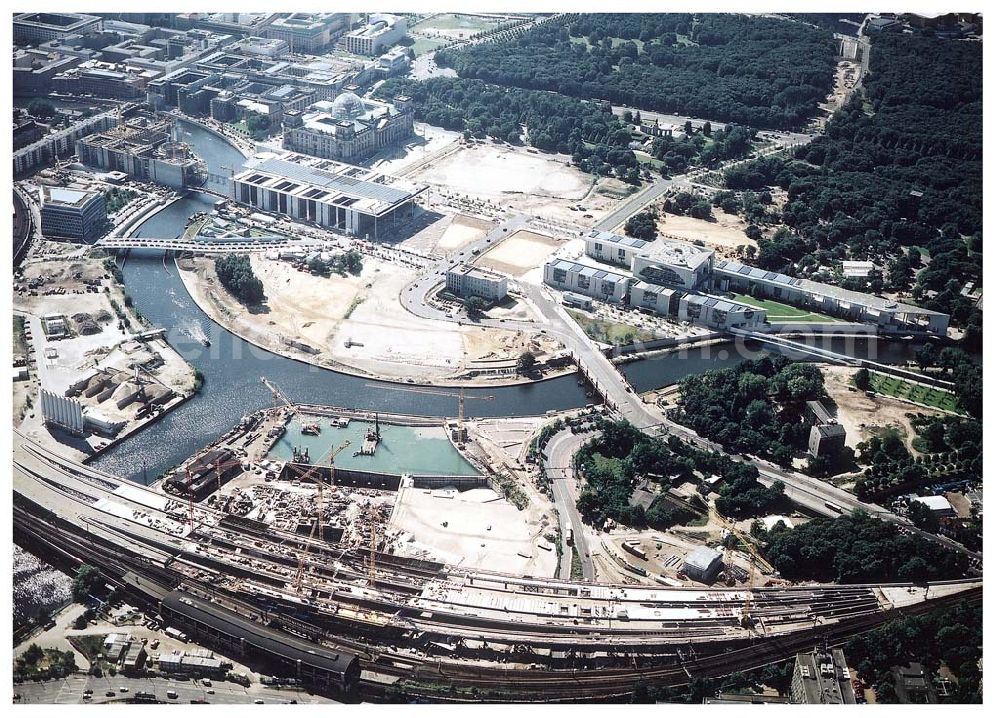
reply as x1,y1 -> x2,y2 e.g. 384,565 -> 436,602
91,121 -> 918,482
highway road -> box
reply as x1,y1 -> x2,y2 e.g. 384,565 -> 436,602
13,673 -> 335,705
543,428 -> 596,581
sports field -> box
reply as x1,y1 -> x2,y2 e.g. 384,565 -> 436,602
868,372 -> 961,413
731,294 -> 842,323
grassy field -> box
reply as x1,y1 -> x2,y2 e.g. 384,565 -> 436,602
409,36 -> 450,57
13,316 -> 27,356
730,293 -> 843,323
567,310 -> 660,346
411,13 -> 499,34
869,372 -> 961,413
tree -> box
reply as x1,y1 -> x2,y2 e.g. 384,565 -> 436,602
624,211 -> 657,239
517,351 -> 537,373
464,296 -> 489,317
246,113 -> 271,139
28,99 -> 57,119
853,368 -> 871,391
23,644 -> 44,665
215,254 -> 265,305
71,564 -> 102,602
702,121 -> 712,136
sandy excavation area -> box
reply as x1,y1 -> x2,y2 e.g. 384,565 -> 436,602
656,208 -> 755,255
821,365 -> 943,450
400,212 -> 492,257
415,144 -> 591,199
389,486 -> 557,577
183,254 -> 554,383
477,229 -> 564,278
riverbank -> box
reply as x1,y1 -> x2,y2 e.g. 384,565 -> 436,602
175,254 -> 577,388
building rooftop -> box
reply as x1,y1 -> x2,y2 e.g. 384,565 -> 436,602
548,259 -> 631,284
912,495 -> 955,514
237,151 -> 426,215
806,400 -> 837,425
683,545 -> 722,572
588,229 -> 649,249
644,239 -> 715,270
814,424 -> 846,439
42,186 -> 101,208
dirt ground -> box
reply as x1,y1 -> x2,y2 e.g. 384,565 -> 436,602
477,230 -> 563,278
656,208 -> 755,255
400,212 -> 492,257
388,486 -> 557,577
182,255 -> 554,383
411,143 -> 621,224
821,365 -> 943,450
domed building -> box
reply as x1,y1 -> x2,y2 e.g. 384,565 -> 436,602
281,90 -> 414,164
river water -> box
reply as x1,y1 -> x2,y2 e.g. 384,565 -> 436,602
89,120 -> 920,483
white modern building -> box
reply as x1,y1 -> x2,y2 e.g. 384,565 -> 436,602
631,240 -> 715,291
344,14 -> 407,56
713,258 -> 949,335
230,151 -> 427,239
682,546 -> 723,584
446,263 -> 508,302
544,259 -> 631,303
261,13 -> 350,53
585,230 -> 649,269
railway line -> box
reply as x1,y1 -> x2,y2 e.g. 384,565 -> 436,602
14,431 -> 981,701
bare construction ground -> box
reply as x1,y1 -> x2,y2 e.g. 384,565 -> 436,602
656,208 -> 755,255
181,255 -> 555,384
412,143 -> 620,224
389,486 -> 558,577
477,229 -> 563,278
821,365 -> 942,450
400,212 -> 492,257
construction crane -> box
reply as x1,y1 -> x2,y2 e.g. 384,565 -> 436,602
363,383 -> 494,443
708,505 -> 774,629
261,376 -> 296,417
291,440 -> 351,591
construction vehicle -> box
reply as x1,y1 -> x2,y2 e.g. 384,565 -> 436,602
364,383 -> 494,444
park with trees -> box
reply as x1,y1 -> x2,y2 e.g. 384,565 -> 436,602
436,14 -> 834,130
215,254 -> 265,306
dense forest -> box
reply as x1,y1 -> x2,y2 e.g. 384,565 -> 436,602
574,420 -> 785,527
436,14 -> 835,129
671,356 -> 827,466
215,254 -> 264,305
760,512 -> 969,583
724,33 -> 982,328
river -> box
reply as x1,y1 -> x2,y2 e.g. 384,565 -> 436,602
90,119 -> 921,483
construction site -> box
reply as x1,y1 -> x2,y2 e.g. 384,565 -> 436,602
13,427 -> 981,702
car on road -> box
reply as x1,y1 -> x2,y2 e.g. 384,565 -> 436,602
106,691 -> 116,697
167,691 -> 178,700
254,699 -> 265,704
119,686 -> 129,693
206,689 -> 215,695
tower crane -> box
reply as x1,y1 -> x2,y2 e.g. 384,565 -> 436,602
292,440 -> 351,592
261,376 -> 296,417
709,505 -> 774,629
363,383 -> 494,443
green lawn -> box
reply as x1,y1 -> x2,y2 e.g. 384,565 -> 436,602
411,13 -> 499,34
730,293 -> 843,324
869,372 -> 961,413
409,36 -> 450,57
567,310 -> 661,346
13,315 -> 27,356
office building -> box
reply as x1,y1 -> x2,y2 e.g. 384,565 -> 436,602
344,14 -> 407,56
631,240 -> 715,291
261,13 -> 350,53
544,259 -> 632,303
446,264 -> 508,302
231,151 -> 426,240
76,114 -> 207,189
14,12 -> 102,43
790,648 -> 857,704
585,230 -> 649,268
40,186 -> 107,241
282,93 -> 414,164
713,258 -> 949,335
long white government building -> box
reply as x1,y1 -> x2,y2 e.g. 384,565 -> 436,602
230,150 -> 426,239
544,230 -> 949,335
